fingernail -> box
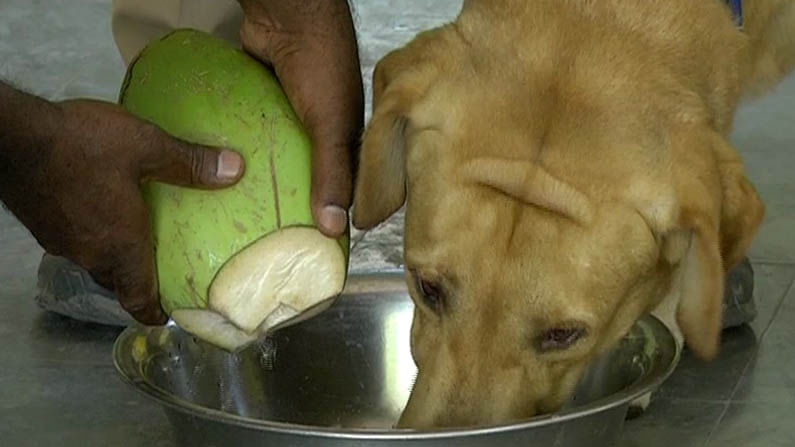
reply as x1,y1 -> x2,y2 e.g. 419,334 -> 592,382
318,205 -> 348,236
217,150 -> 243,181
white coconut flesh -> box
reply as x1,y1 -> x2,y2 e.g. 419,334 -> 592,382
171,226 -> 346,351
170,308 -> 258,351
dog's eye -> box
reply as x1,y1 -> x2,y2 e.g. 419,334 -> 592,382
538,327 -> 586,352
416,276 -> 444,313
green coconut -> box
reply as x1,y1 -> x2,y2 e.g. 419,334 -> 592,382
118,29 -> 349,351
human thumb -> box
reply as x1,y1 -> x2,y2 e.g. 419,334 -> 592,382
140,133 -> 245,188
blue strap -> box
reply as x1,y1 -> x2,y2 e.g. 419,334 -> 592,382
725,0 -> 743,28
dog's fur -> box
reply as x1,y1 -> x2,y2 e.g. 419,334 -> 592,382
352,0 -> 795,429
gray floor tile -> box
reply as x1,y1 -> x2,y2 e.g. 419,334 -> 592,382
352,1 -> 461,119
0,364 -> 174,447
745,262 -> 795,335
0,212 -> 121,367
0,211 -> 41,285
57,52 -> 127,101
735,73 -> 795,262
733,302 -> 795,404
0,428 -> 175,447
0,0 -> 125,100
620,398 -> 726,447
657,325 -> 758,401
732,348 -> 795,405
0,308 -> 124,367
706,402 -> 795,447
349,208 -> 406,273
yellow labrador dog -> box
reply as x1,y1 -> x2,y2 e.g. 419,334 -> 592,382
352,0 -> 795,429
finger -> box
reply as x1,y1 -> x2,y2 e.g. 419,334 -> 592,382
110,227 -> 167,326
311,141 -> 354,237
242,2 -> 364,237
139,131 -> 246,189
273,39 -> 364,237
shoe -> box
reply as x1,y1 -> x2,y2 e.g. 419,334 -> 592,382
722,257 -> 757,329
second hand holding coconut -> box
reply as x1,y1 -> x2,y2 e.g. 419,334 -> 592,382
236,0 -> 365,237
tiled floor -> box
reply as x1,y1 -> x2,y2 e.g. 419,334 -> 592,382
1,1 -> 794,446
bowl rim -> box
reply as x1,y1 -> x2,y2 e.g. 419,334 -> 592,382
112,270 -> 680,440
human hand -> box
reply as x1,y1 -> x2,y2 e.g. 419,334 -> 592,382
1,98 -> 244,324
236,0 -> 364,237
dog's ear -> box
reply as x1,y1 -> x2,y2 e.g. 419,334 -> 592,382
712,135 -> 765,269
669,216 -> 724,361
664,129 -> 763,360
351,47 -> 431,230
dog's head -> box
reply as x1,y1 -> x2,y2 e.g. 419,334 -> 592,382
352,24 -> 764,429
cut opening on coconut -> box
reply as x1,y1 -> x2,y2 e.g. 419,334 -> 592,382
171,226 -> 346,351
170,308 -> 258,352
209,225 -> 347,332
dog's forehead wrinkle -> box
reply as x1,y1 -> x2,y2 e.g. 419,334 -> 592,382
458,156 -> 597,225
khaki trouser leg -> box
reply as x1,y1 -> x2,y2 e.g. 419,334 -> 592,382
111,0 -> 244,66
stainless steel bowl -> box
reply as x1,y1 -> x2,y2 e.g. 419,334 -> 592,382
113,272 -> 679,446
